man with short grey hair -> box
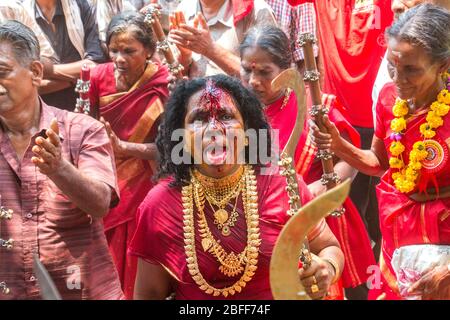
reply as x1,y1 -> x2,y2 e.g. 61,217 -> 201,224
0,20 -> 123,300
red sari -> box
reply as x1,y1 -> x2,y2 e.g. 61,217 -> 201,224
370,82 -> 450,300
89,62 -> 169,299
266,89 -> 376,292
128,169 -> 327,299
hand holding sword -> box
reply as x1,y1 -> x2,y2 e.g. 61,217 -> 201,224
269,68 -> 347,300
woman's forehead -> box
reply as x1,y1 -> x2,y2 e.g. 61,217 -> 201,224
387,38 -> 430,64
188,88 -> 237,110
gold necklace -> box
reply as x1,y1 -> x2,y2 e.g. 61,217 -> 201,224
207,193 -> 239,237
182,165 -> 261,297
192,167 -> 244,236
192,166 -> 244,205
193,184 -> 246,276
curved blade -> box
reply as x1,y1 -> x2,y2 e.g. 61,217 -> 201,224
33,254 -> 62,300
270,179 -> 351,300
271,68 -> 306,158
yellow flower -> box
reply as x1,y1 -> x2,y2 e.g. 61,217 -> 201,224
430,101 -> 450,117
394,176 -> 415,193
390,117 -> 407,132
426,111 -> 444,129
410,161 -> 422,170
405,166 -> 419,180
392,172 -> 402,181
419,123 -> 436,138
410,149 -> 428,162
389,86 -> 449,194
412,141 -> 424,150
437,89 -> 450,105
392,100 -> 409,117
389,157 -> 404,169
389,141 -> 405,156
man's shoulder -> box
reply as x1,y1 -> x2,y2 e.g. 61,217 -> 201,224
0,0 -> 23,11
0,0 -> 26,20
45,104 -> 103,133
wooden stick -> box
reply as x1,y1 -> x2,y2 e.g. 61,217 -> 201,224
298,33 -> 344,217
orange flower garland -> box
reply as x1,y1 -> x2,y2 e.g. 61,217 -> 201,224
389,87 -> 450,193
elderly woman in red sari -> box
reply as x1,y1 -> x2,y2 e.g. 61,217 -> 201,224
239,25 -> 376,300
89,11 -> 169,299
129,74 -> 344,300
311,4 -> 450,300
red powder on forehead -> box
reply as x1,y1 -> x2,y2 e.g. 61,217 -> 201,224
199,79 -> 224,113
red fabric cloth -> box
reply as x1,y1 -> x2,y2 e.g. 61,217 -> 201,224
231,0 -> 254,25
105,219 -> 137,300
265,90 -> 311,175
267,89 -> 375,288
287,0 -> 393,128
129,169 -> 327,299
371,82 -> 450,299
89,62 -> 169,298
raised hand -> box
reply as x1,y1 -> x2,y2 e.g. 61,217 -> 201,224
169,12 -> 214,57
100,117 -> 127,158
168,11 -> 193,61
32,118 -> 66,176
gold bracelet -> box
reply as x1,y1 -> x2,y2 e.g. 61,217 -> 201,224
324,257 -> 340,284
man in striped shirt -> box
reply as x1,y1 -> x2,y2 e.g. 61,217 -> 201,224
0,21 -> 123,300
265,0 -> 318,72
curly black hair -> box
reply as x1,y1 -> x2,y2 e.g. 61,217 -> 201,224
156,74 -> 272,187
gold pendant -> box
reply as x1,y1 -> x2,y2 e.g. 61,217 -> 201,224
201,238 -> 212,252
218,252 -> 244,277
222,225 -> 231,237
214,209 -> 229,225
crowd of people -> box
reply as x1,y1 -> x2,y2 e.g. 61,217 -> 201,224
0,0 -> 449,300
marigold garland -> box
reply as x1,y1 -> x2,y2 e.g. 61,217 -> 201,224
389,86 -> 450,193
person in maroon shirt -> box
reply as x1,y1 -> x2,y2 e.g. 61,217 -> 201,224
0,21 -> 123,300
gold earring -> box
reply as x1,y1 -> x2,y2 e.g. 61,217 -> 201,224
244,137 -> 249,146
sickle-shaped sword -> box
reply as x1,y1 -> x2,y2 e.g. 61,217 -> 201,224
270,180 -> 350,300
268,68 -> 350,299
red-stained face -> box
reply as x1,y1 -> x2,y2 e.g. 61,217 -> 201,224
184,83 -> 246,178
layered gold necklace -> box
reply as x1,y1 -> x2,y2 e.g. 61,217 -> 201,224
182,165 -> 261,297
192,166 -> 244,236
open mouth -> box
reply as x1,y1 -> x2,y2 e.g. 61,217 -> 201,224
205,145 -> 228,165
114,65 -> 128,74
0,85 -> 7,95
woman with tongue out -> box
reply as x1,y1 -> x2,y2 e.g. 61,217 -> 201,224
128,74 -> 343,299
239,25 -> 376,300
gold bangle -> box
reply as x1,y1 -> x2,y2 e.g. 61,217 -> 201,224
324,257 -> 340,284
